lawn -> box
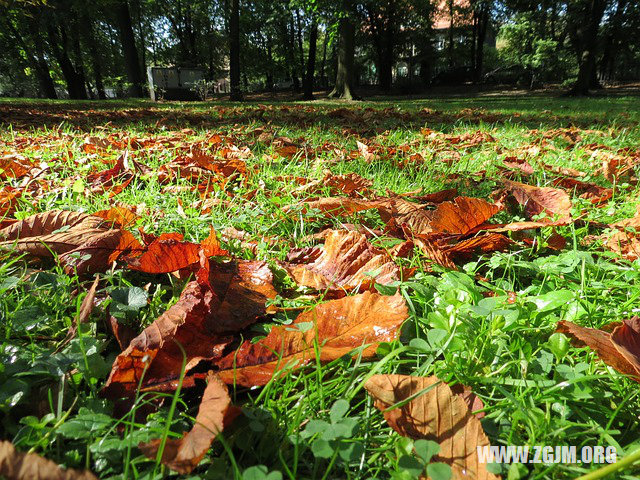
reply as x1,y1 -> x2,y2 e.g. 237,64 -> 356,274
1,93 -> 640,480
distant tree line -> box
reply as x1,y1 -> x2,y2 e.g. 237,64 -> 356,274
1,0 -> 638,99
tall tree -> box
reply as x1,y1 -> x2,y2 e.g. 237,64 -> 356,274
329,0 -> 357,99
304,16 -> 319,99
569,0 -> 607,95
115,0 -> 145,97
364,0 -> 396,91
0,9 -> 57,99
45,8 -> 88,99
229,0 -> 243,100
470,0 -> 491,83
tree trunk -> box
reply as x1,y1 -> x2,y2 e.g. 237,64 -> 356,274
47,23 -> 87,99
5,15 -> 58,99
229,0 -> 242,100
380,10 -> 394,91
79,14 -> 106,100
288,17 -> 301,92
266,38 -> 274,92
599,0 -> 627,82
328,10 -> 357,100
295,9 -> 306,85
115,0 -> 144,97
448,0 -> 455,68
303,18 -> 318,100
320,27 -> 329,88
473,4 -> 489,83
569,0 -> 607,96
135,0 -> 147,71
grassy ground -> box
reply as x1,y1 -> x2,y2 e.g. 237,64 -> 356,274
2,93 -> 640,479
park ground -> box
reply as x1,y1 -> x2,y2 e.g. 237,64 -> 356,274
2,90 -> 640,479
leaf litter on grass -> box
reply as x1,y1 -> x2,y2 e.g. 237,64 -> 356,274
1,100 -> 640,478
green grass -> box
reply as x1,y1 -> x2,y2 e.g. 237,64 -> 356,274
1,94 -> 640,479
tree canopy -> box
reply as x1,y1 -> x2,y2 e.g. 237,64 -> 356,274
1,0 -> 638,98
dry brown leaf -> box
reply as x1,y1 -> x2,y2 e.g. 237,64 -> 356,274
216,292 -> 408,386
139,372 -> 234,474
557,319 -> 640,381
102,260 -> 277,399
0,187 -> 20,219
364,375 -> 498,480
0,210 -> 104,241
503,180 -> 572,221
284,229 -> 403,291
0,154 -> 32,180
0,440 -> 98,480
294,197 -> 382,215
92,206 -> 140,228
552,178 -> 612,205
56,276 -> 101,351
0,210 -> 138,274
429,197 -> 502,235
603,230 -> 640,260
127,228 -> 227,274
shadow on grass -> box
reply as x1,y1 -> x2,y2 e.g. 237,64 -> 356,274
1,90 -> 639,133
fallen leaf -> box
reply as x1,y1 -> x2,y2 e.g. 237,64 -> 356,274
127,228 -> 227,274
284,230 -> 403,292
364,374 -> 497,479
294,197 -> 382,215
0,154 -> 32,179
0,187 -> 20,218
103,260 -> 276,399
552,178 -> 612,205
502,180 -> 572,221
216,292 -> 408,386
0,440 -> 98,480
139,372 -> 235,474
295,170 -> 373,197
92,206 -> 140,228
501,157 -> 534,176
557,319 -> 640,381
56,276 -> 100,351
0,210 -> 138,274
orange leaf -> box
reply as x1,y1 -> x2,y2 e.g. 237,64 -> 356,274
216,292 -> 408,386
127,230 -> 227,274
284,230 -> 404,292
0,154 -> 32,180
364,375 -> 498,480
139,372 -> 235,474
103,261 -> 277,399
0,187 -> 20,219
92,207 -> 140,228
557,319 -> 640,381
503,180 -> 572,221
0,440 -> 98,480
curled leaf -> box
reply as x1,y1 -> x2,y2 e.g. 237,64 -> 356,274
139,372 -> 236,474
284,230 -> 403,292
503,180 -> 572,221
127,228 -> 227,274
0,210 -> 139,274
557,318 -> 640,381
364,374 -> 497,480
